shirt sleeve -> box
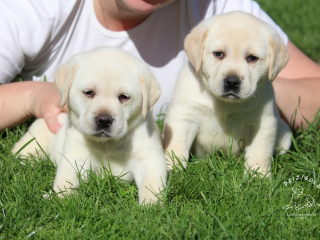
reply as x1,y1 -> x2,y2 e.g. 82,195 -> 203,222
0,0 -> 78,84
204,0 -> 288,45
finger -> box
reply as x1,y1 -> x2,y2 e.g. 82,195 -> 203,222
44,111 -> 61,134
49,122 -> 61,134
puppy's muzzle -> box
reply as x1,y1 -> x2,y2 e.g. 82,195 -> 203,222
224,75 -> 241,93
95,114 -> 114,130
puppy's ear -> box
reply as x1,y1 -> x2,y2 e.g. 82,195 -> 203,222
54,59 -> 79,108
184,24 -> 210,73
268,33 -> 290,81
139,72 -> 161,119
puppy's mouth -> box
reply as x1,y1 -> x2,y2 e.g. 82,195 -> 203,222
222,92 -> 240,100
94,131 -> 110,138
92,129 -> 125,140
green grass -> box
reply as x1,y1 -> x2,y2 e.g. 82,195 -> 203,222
1,114 -> 320,238
1,0 -> 320,239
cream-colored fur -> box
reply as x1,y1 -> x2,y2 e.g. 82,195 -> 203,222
12,47 -> 167,204
164,12 -> 291,175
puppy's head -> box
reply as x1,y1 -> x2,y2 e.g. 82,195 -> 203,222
185,11 -> 289,102
54,47 -> 161,141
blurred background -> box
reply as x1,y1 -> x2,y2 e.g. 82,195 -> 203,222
257,0 -> 320,63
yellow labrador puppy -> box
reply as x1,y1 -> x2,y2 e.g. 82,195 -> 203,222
164,11 -> 291,175
12,47 -> 167,204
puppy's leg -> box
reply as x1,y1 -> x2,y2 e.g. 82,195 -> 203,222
11,119 -> 53,159
244,117 -> 277,176
163,120 -> 198,170
131,154 -> 167,205
52,155 -> 92,197
12,113 -> 68,161
275,118 -> 291,154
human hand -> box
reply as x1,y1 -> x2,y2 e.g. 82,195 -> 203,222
29,82 -> 68,134
274,41 -> 320,130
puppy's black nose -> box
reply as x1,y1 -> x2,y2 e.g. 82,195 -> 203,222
224,75 -> 241,91
95,114 -> 113,129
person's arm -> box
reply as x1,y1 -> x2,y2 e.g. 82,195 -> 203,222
0,82 -> 65,134
273,41 -> 320,129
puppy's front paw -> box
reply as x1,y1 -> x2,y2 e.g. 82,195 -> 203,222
43,190 -> 69,199
166,157 -> 187,171
138,181 -> 165,205
52,174 -> 79,197
244,166 -> 272,179
139,192 -> 159,205
276,119 -> 291,155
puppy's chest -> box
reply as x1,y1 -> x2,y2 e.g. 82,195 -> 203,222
194,111 -> 258,154
87,142 -> 134,177
92,148 -> 128,162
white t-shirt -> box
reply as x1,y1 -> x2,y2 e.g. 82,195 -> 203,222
0,0 -> 288,116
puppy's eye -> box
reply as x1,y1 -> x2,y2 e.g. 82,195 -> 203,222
247,55 -> 259,63
83,90 -> 95,99
213,51 -> 224,59
119,94 -> 130,103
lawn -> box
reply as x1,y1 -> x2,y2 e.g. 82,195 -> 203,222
1,0 -> 320,239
